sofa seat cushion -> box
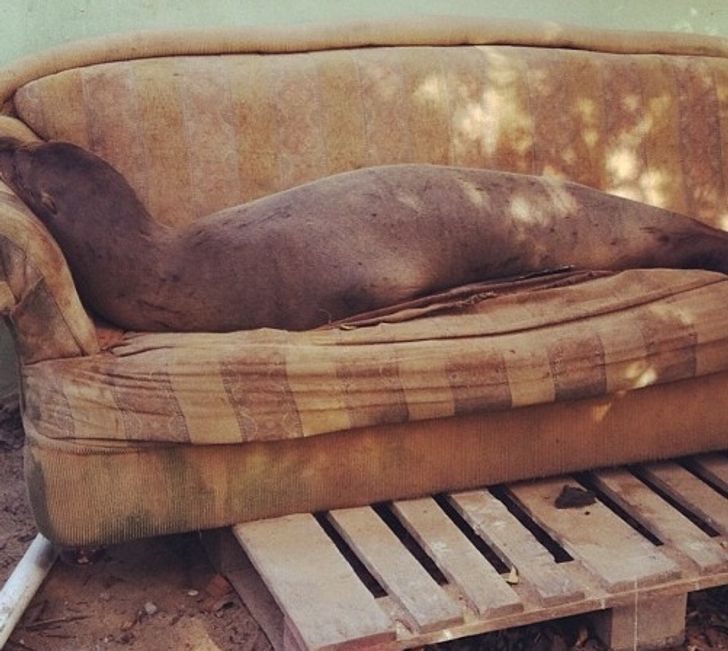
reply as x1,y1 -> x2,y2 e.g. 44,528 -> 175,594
22,367 -> 728,546
21,267 -> 728,446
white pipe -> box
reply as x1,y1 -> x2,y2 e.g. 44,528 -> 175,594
0,534 -> 57,648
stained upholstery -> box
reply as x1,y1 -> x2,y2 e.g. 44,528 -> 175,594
0,18 -> 726,545
21,269 -> 728,444
13,46 -> 728,229
0,179 -> 98,364
24,370 -> 728,546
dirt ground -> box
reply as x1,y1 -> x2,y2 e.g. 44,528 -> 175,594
1,395 -> 727,651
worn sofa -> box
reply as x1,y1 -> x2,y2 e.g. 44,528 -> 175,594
1,17 -> 728,546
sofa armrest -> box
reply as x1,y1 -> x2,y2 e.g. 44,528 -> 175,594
0,178 -> 99,364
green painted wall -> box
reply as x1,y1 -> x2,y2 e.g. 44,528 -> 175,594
0,1 -> 727,396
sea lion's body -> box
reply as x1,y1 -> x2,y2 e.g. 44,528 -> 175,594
1,137 -> 728,332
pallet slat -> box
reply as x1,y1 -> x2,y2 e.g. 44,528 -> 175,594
391,497 -> 523,617
593,469 -> 728,574
224,453 -> 728,651
328,507 -> 463,633
449,489 -> 585,606
226,559 -> 285,650
234,514 -> 395,651
689,453 -> 728,494
509,478 -> 680,591
641,461 -> 728,536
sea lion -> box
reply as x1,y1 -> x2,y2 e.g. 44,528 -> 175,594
1,136 -> 728,332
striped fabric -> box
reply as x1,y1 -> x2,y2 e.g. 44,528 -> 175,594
13,46 -> 728,230
21,268 -> 728,445
24,367 -> 728,546
0,180 -> 98,363
5,34 -> 728,447
4,23 -> 728,546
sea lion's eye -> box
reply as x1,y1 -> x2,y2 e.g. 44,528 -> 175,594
40,191 -> 57,215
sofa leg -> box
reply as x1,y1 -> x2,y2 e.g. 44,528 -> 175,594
57,545 -> 105,565
591,593 -> 687,651
199,528 -> 246,574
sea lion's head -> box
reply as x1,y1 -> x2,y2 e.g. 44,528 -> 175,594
2,138 -> 84,221
0,137 -> 155,254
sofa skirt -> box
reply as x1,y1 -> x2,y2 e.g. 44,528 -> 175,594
25,369 -> 728,547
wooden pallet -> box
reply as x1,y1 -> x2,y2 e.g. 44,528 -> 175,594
203,452 -> 728,651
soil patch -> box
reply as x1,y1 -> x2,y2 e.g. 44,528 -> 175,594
0,396 -> 34,586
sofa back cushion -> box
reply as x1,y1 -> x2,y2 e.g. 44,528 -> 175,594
12,45 -> 728,229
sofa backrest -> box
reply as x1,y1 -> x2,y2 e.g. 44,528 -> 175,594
11,42 -> 728,229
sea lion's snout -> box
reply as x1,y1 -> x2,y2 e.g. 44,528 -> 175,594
0,139 -> 75,229
0,139 -> 50,221
0,137 -> 41,199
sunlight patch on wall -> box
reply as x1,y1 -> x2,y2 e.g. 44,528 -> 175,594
673,6 -> 721,37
